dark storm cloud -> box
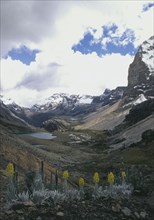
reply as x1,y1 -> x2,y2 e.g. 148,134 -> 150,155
1,1 -> 69,56
16,62 -> 61,91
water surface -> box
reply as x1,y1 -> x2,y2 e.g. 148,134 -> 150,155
27,132 -> 56,140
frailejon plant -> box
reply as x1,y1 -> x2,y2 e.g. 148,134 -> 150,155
48,190 -> 67,204
79,177 -> 85,198
62,170 -> 69,192
7,176 -> 18,202
6,163 -> 15,176
18,191 -> 30,202
32,171 -> 45,191
6,163 -> 18,202
93,172 -> 100,190
6,165 -> 134,205
108,172 -> 115,196
121,171 -> 126,186
25,171 -> 36,194
79,177 -> 85,192
32,189 -> 49,205
67,189 -> 82,201
92,171 -> 133,200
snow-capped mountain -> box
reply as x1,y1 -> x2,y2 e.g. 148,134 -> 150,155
0,95 -> 15,105
31,93 -> 94,112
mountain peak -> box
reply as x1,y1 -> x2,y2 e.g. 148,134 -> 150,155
138,36 -> 154,74
128,36 -> 154,88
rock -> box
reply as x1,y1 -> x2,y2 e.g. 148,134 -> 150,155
28,207 -> 36,212
112,203 -> 121,213
134,212 -> 140,219
55,205 -> 62,211
56,211 -> 64,217
16,210 -> 24,214
146,191 -> 154,210
121,207 -> 131,216
127,36 -> 154,88
5,210 -> 14,215
140,211 -> 147,219
23,200 -> 35,207
11,202 -> 25,210
18,217 -> 25,220
36,217 -> 42,220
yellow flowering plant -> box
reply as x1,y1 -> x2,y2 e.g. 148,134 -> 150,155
62,170 -> 69,191
121,171 -> 126,187
6,163 -> 15,176
93,172 -> 100,183
62,170 -> 69,180
108,172 -> 115,184
121,171 -> 126,178
79,177 -> 85,187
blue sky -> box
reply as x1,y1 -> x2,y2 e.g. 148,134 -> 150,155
5,24 -> 137,65
5,46 -> 40,65
72,24 -> 137,56
142,2 -> 154,11
1,1 -> 154,106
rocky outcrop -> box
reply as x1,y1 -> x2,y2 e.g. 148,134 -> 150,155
126,36 -> 154,98
42,118 -> 71,132
128,36 -> 154,87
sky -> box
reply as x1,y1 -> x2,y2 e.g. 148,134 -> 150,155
1,0 -> 154,107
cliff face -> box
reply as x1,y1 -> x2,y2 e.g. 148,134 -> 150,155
128,36 -> 154,87
127,36 -> 154,97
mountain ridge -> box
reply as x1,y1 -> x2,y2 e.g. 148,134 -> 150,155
0,36 -> 153,135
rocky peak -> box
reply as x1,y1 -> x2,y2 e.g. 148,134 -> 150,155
128,36 -> 154,87
126,36 -> 154,98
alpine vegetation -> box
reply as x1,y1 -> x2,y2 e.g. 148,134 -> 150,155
5,163 -> 133,206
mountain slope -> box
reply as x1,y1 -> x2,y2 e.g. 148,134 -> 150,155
75,99 -> 130,130
0,100 -> 32,133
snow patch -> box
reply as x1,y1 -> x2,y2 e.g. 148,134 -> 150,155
77,96 -> 93,104
0,95 -> 14,105
133,94 -> 147,105
123,94 -> 147,108
141,37 -> 154,74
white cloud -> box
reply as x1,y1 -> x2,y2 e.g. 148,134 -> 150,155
1,52 -> 132,107
0,57 -> 28,90
0,1 -> 153,107
3,87 -> 39,107
1,0 -> 70,56
58,52 -> 133,94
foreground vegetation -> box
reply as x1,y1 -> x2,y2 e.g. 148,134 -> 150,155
6,164 -> 133,204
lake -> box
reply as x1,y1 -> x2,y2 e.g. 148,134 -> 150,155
26,132 -> 56,140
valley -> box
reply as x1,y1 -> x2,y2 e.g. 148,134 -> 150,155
0,36 -> 154,219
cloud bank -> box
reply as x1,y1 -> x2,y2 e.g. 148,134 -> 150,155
1,1 -> 153,107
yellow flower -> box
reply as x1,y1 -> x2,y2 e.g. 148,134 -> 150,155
108,172 -> 115,184
63,170 -> 69,179
121,171 -> 126,178
6,163 -> 14,176
79,177 -> 85,186
93,172 -> 100,183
